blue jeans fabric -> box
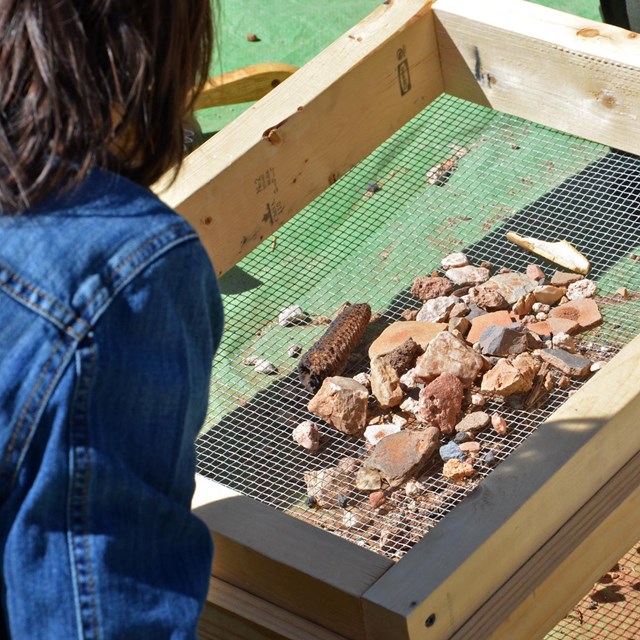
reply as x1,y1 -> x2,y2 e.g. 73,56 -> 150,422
0,170 -> 223,638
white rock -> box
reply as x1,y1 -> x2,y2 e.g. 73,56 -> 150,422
445,265 -> 490,286
391,414 -> 408,428
364,423 -> 402,446
352,372 -> 371,388
470,392 -> 486,406
278,305 -> 308,326
531,302 -> 551,314
590,361 -> 605,372
441,252 -> 469,270
399,367 -> 421,389
292,421 -> 321,452
416,296 -> 458,322
566,279 -> 597,300
399,396 -> 420,415
552,332 -> 577,353
405,479 -> 426,497
254,359 -> 278,374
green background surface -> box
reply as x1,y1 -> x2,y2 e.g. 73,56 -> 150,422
198,0 -> 602,133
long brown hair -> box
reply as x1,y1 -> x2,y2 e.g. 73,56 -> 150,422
0,0 -> 213,213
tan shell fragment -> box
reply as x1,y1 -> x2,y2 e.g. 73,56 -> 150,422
506,232 -> 590,275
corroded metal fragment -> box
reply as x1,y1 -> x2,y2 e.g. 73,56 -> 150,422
298,303 -> 371,392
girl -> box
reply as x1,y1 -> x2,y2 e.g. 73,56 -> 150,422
0,2 -> 222,638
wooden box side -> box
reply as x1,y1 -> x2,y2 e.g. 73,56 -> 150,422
154,0 -> 443,277
435,0 -> 640,155
193,479 -> 392,640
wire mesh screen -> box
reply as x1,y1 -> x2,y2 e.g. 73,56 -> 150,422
196,94 -> 640,560
546,542 -> 640,639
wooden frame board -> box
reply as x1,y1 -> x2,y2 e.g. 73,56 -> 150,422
178,0 -> 640,638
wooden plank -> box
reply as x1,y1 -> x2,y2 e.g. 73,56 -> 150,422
154,0 -> 442,277
199,577 -> 348,640
194,479 -> 393,640
434,0 -> 640,155
450,448 -> 640,639
362,333 -> 640,639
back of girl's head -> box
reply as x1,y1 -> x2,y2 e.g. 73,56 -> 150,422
0,0 -> 214,213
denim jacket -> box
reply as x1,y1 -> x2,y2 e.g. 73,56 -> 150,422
0,170 -> 223,639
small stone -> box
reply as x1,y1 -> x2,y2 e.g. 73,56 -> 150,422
550,271 -> 584,287
370,355 -> 404,410
566,279 -> 597,300
448,316 -> 471,337
352,372 -> 371,388
246,33 -> 260,42
399,396 -> 419,415
439,441 -> 466,462
292,421 -> 321,452
308,376 -> 369,435
483,451 -> 497,466
544,372 -> 555,391
590,361 -> 605,372
538,349 -> 592,377
469,287 -> 509,311
558,375 -> 571,389
362,427 -> 441,487
481,358 -> 533,396
616,287 -> 630,299
512,352 -> 540,386
512,292 -> 536,316
552,332 -> 577,353
442,459 -> 475,481
418,372 -> 465,434
368,321 -> 445,358
535,312 -> 548,321
305,495 -> 317,508
455,410 -> 491,434
526,264 -> 546,281
242,355 -> 259,366
278,305 -> 308,326
366,182 -> 381,193
415,331 -> 485,387
491,413 -> 508,435
364,423 -> 402,446
477,323 -> 541,357
526,317 -> 580,337
459,441 -> 481,454
391,414 -> 408,428
532,302 -> 551,314
254,359 -> 278,374
449,302 -> 470,318
355,467 -> 382,491
454,431 -> 471,444
400,308 -> 419,321
369,491 -> 387,509
283,343 -> 302,360
466,310 -> 514,343
441,252 -> 469,269
410,276 -> 454,301
404,479 -> 425,497
416,296 -> 458,322
533,285 -> 566,305
470,393 -> 486,406
445,265 -> 490,286
304,465 -> 355,508
399,367 -> 420,389
477,272 -> 537,305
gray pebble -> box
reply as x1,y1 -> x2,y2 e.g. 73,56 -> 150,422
439,441 -> 466,462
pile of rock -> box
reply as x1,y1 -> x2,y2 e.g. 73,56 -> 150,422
296,252 -> 604,515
